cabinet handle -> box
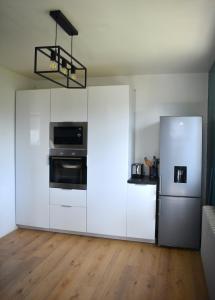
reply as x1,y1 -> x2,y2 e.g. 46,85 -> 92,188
61,205 -> 72,208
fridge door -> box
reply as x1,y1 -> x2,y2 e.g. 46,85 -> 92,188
160,116 -> 202,197
158,196 -> 201,249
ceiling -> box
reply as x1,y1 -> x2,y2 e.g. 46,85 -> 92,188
0,0 -> 215,79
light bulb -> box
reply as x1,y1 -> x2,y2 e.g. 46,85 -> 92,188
61,67 -> 68,75
71,73 -> 77,80
49,50 -> 57,70
49,61 -> 57,70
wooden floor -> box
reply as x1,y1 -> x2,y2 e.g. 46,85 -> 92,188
0,229 -> 208,300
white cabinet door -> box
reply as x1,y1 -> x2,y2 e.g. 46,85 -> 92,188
50,189 -> 86,232
127,184 -> 156,241
51,88 -> 87,122
50,188 -> 86,207
50,205 -> 86,232
16,90 -> 50,229
87,86 -> 130,237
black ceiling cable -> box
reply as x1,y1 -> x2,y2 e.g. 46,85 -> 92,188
55,21 -> 58,47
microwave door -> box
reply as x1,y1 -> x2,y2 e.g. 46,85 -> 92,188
54,127 -> 83,146
50,122 -> 87,149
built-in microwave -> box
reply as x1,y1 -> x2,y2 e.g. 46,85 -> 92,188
50,122 -> 87,149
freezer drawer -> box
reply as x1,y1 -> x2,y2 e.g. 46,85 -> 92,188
158,196 -> 201,249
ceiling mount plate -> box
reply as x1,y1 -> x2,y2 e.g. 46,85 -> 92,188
50,10 -> 78,36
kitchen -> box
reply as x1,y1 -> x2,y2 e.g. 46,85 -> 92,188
0,1 -> 215,300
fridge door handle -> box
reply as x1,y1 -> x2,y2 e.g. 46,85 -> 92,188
159,176 -> 162,194
159,198 -> 161,214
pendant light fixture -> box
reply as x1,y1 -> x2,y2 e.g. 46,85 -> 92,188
34,10 -> 87,88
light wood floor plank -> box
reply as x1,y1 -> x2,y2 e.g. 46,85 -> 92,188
0,229 -> 208,300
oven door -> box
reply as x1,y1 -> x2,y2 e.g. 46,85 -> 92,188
50,156 -> 87,190
50,122 -> 87,149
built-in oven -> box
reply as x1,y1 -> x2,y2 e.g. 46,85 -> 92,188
50,122 -> 87,149
49,149 -> 87,190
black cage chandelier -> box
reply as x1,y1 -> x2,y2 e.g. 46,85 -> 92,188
34,10 -> 87,88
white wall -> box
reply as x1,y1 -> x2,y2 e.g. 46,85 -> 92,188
33,73 -> 209,199
0,69 -> 208,238
0,66 -> 35,238
88,73 -> 208,199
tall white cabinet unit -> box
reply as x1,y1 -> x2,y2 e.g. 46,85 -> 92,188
49,88 -> 88,233
50,88 -> 87,122
16,90 -> 50,228
87,85 -> 134,237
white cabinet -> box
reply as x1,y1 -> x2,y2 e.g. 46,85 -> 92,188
16,90 -> 50,229
50,188 -> 86,232
50,206 -> 86,232
50,188 -> 86,207
126,184 -> 156,241
51,88 -> 87,122
87,85 -> 134,237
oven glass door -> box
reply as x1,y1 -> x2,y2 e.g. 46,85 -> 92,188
50,156 -> 87,189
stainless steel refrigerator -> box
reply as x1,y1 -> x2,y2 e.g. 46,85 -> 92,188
158,116 -> 202,249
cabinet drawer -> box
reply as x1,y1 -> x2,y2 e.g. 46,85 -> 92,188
50,188 -> 86,207
50,205 -> 86,232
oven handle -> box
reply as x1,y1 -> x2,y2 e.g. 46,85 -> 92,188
62,164 -> 81,169
51,157 -> 82,160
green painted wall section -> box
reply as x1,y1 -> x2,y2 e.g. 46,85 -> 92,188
207,62 -> 215,205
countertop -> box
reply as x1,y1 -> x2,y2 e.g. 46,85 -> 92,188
127,176 -> 158,185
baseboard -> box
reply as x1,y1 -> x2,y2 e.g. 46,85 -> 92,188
17,225 -> 155,244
